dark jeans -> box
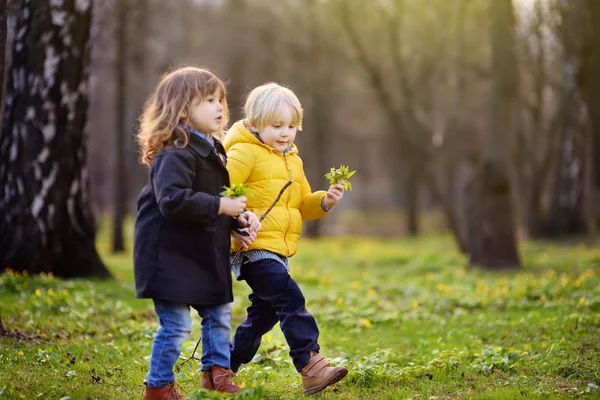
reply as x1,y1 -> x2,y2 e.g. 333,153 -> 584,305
230,259 -> 320,372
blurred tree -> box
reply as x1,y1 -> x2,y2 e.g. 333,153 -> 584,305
465,0 -> 520,268
112,0 -> 128,253
298,0 -> 333,237
582,0 -> 600,229
0,0 -> 111,278
338,0 -> 470,249
511,0 -> 558,238
545,0 -> 587,236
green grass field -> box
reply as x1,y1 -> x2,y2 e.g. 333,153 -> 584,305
1,222 -> 599,399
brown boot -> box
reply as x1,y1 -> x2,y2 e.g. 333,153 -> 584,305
301,352 -> 348,395
200,366 -> 241,393
143,382 -> 183,400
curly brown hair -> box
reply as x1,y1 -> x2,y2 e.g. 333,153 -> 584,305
137,67 -> 229,165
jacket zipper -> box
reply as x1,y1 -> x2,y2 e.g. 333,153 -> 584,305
282,152 -> 292,256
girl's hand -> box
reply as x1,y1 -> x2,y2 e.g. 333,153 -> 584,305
237,211 -> 261,232
232,228 -> 257,249
219,196 -> 247,217
324,183 -> 344,209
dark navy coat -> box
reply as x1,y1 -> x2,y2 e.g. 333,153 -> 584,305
134,134 -> 234,306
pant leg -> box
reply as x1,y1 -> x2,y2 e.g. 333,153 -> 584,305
230,291 -> 279,372
242,259 -> 320,372
194,302 -> 232,371
146,300 -> 192,388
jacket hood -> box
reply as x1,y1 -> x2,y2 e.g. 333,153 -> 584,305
224,120 -> 298,155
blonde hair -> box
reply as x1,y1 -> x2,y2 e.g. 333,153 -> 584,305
244,82 -> 303,132
137,67 -> 229,165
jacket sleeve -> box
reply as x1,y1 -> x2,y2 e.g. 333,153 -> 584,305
152,150 -> 220,227
226,143 -> 254,185
298,171 -> 328,221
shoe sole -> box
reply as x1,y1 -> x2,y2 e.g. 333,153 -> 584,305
303,368 -> 348,396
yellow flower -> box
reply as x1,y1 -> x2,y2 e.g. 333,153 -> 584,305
47,289 -> 54,296
541,343 -> 547,349
252,383 -> 257,388
18,351 -> 24,357
412,301 -> 418,309
46,299 -> 53,305
63,289 -> 69,295
367,288 -> 376,296
240,381 -> 246,389
276,343 -> 281,349
560,337 -> 565,344
337,297 -> 344,305
330,167 -> 335,172
350,281 -> 360,289
540,294 -> 546,300
48,272 -> 54,278
38,348 -> 43,353
579,297 -> 585,305
361,319 -> 372,327
35,289 -> 41,296
40,272 -> 46,277
266,333 -> 272,341
23,270 -> 28,276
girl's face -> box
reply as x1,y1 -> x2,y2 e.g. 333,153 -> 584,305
252,105 -> 298,152
189,89 -> 224,134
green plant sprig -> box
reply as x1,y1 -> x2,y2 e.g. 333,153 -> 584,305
220,182 -> 252,198
324,164 -> 356,191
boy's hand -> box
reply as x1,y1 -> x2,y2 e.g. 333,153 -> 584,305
324,183 -> 344,209
232,228 -> 257,249
237,211 -> 261,232
219,196 -> 247,217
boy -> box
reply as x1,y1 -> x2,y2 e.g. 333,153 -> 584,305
223,82 -> 348,395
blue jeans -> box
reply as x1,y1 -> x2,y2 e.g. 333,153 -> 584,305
230,259 -> 320,372
146,299 -> 232,388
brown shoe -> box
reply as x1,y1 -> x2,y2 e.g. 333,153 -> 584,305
200,366 -> 241,393
301,352 -> 348,395
143,382 -> 183,400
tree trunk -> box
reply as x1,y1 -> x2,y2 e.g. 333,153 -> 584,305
303,0 -> 330,238
582,0 -> 600,229
404,164 -> 419,236
112,0 -> 127,253
0,0 -> 6,112
467,0 -> 520,269
545,0 -> 588,237
0,0 -> 111,278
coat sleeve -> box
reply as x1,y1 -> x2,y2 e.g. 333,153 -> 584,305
226,143 -> 255,185
298,170 -> 328,221
152,150 -> 220,227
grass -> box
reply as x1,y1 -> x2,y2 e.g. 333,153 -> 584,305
1,220 -> 599,399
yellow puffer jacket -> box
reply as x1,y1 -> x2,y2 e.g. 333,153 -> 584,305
223,121 -> 328,257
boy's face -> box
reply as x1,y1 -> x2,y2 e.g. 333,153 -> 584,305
252,105 -> 298,152
189,88 -> 224,134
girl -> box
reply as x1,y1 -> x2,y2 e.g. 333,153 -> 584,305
224,82 -> 348,396
134,67 -> 260,399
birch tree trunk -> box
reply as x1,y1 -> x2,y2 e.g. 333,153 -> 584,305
0,0 -> 6,110
0,0 -> 111,278
465,0 -> 520,269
